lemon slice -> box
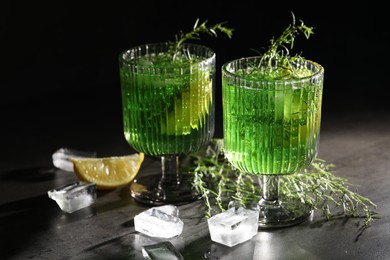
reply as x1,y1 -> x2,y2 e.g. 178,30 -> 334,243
71,153 -> 144,190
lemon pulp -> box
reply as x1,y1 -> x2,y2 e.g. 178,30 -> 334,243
71,153 -> 144,190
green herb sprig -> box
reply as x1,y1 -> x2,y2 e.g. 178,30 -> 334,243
175,18 -> 234,49
171,18 -> 234,60
187,139 -> 379,229
250,12 -> 315,79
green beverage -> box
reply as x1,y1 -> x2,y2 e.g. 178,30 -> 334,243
222,14 -> 324,228
118,19 -> 232,206
222,57 -> 324,175
119,43 -> 215,157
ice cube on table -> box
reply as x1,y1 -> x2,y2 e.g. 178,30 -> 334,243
142,241 -> 184,260
207,207 -> 259,247
52,147 -> 97,172
48,182 -> 96,213
134,205 -> 183,238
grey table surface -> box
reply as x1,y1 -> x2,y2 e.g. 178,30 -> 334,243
1,100 -> 389,259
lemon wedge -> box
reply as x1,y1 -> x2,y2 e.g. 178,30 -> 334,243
71,153 -> 144,190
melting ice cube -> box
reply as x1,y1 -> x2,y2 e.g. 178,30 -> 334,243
205,239 -> 256,259
207,207 -> 259,247
48,182 -> 96,213
142,241 -> 184,260
52,147 -> 97,172
134,205 -> 183,238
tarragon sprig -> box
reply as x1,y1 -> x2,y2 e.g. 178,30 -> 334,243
187,139 -> 379,230
250,12 -> 315,79
175,18 -> 234,50
281,160 -> 379,228
171,18 -> 234,60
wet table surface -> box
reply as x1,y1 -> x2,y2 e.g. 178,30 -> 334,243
1,100 -> 390,259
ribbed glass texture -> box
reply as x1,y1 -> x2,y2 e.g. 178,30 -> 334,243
222,57 -> 324,175
119,43 -> 215,156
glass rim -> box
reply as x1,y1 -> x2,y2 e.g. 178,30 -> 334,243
222,56 -> 324,83
119,42 -> 216,68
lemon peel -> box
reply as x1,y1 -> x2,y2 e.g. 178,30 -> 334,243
71,153 -> 144,190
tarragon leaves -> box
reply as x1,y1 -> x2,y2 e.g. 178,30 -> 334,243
175,18 -> 234,50
251,12 -> 316,79
171,18 -> 234,60
187,139 -> 378,229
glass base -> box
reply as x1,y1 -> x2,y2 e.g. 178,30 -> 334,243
129,174 -> 200,206
255,198 -> 312,228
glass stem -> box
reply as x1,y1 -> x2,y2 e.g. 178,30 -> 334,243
260,175 -> 279,205
159,155 -> 180,187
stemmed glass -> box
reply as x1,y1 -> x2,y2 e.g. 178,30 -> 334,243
222,57 -> 324,228
119,42 -> 215,206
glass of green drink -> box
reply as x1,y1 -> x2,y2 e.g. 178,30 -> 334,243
119,42 -> 215,205
222,57 -> 324,228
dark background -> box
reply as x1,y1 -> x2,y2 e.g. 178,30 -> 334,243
1,1 -> 389,166
1,3 -> 389,259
